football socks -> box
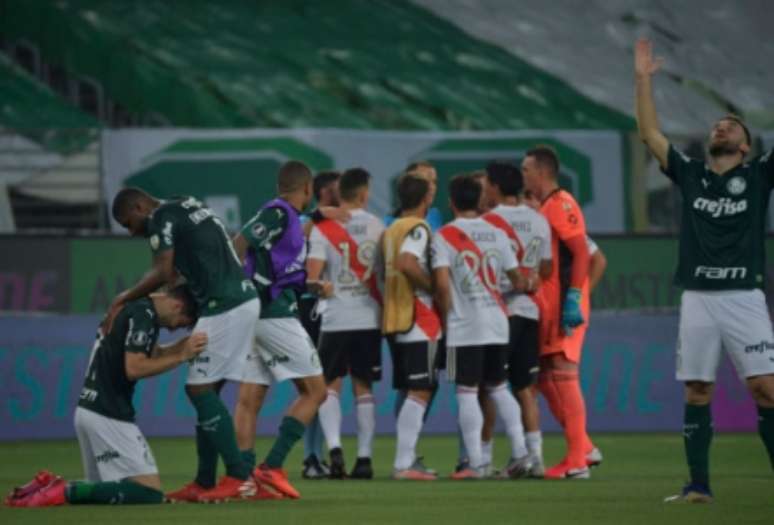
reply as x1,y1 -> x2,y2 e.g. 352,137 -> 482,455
684,403 -> 713,487
66,480 -> 162,505
189,390 -> 250,481
265,416 -> 306,469
757,405 -> 774,471
356,394 -> 376,458
394,396 -> 426,470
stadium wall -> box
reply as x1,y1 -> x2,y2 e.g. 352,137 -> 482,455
4,236 -> 774,315
2,236 -> 768,440
101,129 -> 626,233
0,311 -> 756,441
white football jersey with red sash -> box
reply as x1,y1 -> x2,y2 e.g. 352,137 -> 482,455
308,209 -> 384,332
394,225 -> 442,343
431,217 -> 517,347
483,204 -> 551,320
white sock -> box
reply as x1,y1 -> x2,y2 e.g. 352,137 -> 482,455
481,440 -> 494,466
356,394 -> 375,458
526,431 -> 543,459
457,387 -> 483,468
318,389 -> 342,450
394,396 -> 426,470
488,383 -> 528,459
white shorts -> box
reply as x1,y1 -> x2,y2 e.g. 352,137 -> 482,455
187,298 -> 261,385
74,407 -> 157,482
242,317 -> 323,385
676,289 -> 774,382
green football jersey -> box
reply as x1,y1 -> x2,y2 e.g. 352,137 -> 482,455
663,145 -> 774,290
78,298 -> 159,422
147,197 -> 256,316
241,206 -> 300,319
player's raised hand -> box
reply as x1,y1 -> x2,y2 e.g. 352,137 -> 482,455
635,37 -> 664,76
182,332 -> 208,361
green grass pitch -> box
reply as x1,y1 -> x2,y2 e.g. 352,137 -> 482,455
1,433 -> 771,525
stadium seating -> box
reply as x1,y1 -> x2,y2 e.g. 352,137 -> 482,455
0,0 -> 632,129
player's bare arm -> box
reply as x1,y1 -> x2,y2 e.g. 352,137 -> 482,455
396,252 -> 432,293
231,233 -> 249,262
126,332 -> 208,381
505,268 -> 534,294
432,267 -> 451,330
634,37 -> 669,168
104,250 -> 176,333
588,248 -> 607,292
539,259 -> 552,280
305,257 -> 334,298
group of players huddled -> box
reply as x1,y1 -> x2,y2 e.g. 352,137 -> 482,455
8,37 -> 774,508
6,142 -> 608,507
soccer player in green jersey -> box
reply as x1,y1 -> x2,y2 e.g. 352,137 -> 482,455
109,189 -> 261,502
635,37 -> 774,503
7,286 -> 205,507
231,161 -> 328,499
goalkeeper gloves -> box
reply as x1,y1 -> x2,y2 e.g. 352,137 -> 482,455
561,287 -> 584,334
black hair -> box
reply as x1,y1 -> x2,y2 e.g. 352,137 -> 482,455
485,160 -> 523,197
112,187 -> 152,221
339,167 -> 371,202
313,170 -> 341,201
449,173 -> 481,212
397,174 -> 430,212
167,284 -> 199,325
277,160 -> 312,194
525,145 -> 560,177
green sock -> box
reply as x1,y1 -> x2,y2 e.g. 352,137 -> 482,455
265,416 -> 306,469
684,403 -> 713,487
195,423 -> 218,488
241,449 -> 257,470
757,405 -> 774,471
189,390 -> 249,480
65,480 -> 163,505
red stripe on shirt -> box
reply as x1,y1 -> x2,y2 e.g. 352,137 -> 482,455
438,224 -> 507,315
316,219 -> 382,305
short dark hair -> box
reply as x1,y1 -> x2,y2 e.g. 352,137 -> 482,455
486,160 -> 523,197
112,187 -> 152,221
277,160 -> 312,194
313,170 -> 341,201
449,173 -> 481,212
525,145 -> 560,176
339,168 -> 371,202
406,160 -> 434,172
719,113 -> 751,146
397,174 -> 430,211
167,284 -> 198,325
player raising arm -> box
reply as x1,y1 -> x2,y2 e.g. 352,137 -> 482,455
7,287 -> 205,507
635,37 -> 774,503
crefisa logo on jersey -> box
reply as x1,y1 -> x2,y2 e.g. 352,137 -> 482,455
692,197 -> 747,218
726,176 -> 746,195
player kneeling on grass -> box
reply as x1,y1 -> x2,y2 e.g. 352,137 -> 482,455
6,286 -> 205,507
433,174 -> 534,479
231,161 -> 328,500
